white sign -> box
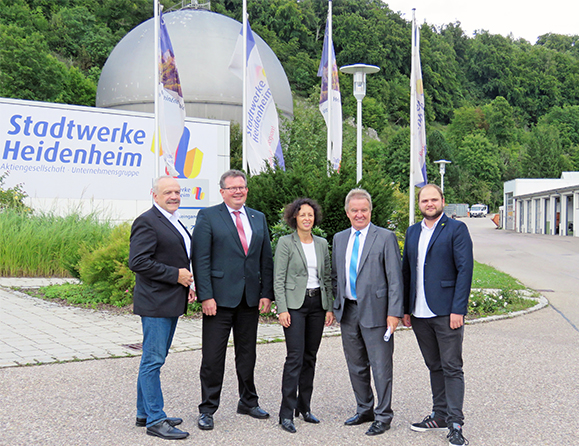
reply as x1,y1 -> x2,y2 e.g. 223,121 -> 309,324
0,98 -> 229,223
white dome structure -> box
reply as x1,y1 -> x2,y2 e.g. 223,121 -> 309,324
96,9 -> 293,122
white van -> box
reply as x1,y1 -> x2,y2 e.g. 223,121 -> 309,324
470,204 -> 488,218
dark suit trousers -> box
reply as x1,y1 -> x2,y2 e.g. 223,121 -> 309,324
199,299 -> 259,414
411,315 -> 465,426
340,300 -> 394,423
279,292 -> 326,419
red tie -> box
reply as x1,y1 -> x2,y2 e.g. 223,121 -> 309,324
233,211 -> 249,255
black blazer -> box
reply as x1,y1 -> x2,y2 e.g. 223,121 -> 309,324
129,206 -> 191,318
192,202 -> 274,308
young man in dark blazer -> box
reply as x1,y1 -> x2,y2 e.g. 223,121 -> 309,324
402,184 -> 473,446
192,169 -> 274,431
129,176 -> 194,440
331,189 -> 404,436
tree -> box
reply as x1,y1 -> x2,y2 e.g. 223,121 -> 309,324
522,124 -> 570,178
445,106 -> 488,149
456,133 -> 501,185
483,96 -> 515,146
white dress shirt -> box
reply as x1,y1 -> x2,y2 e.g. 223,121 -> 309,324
414,215 -> 444,318
225,204 -> 253,248
154,203 -> 191,258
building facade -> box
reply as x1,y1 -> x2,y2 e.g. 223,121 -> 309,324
503,172 -> 579,237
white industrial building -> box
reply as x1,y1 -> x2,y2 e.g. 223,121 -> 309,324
503,172 -> 579,236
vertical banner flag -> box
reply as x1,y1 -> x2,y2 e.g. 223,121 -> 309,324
317,20 -> 342,171
158,11 -> 185,177
229,21 -> 284,174
410,16 -> 427,187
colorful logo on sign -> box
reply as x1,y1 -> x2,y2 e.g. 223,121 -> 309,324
152,126 -> 204,180
174,127 -> 204,179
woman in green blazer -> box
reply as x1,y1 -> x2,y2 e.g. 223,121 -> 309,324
274,198 -> 334,433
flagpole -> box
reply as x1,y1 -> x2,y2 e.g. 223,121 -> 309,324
242,0 -> 248,173
326,0 -> 332,174
409,8 -> 417,225
154,0 -> 160,180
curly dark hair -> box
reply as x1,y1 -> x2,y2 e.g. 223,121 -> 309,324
283,198 -> 323,230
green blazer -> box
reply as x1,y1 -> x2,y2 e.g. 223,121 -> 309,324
274,232 -> 333,314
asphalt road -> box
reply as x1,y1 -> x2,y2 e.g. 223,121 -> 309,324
466,216 -> 579,332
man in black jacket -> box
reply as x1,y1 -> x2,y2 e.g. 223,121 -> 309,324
192,169 -> 274,431
129,176 -> 194,440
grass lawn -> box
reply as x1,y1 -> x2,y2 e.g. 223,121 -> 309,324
472,261 -> 525,290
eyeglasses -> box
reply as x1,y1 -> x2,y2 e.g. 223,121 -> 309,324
222,186 -> 247,192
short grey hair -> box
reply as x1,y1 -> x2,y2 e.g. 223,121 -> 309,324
152,175 -> 174,194
344,188 -> 373,211
219,169 -> 247,188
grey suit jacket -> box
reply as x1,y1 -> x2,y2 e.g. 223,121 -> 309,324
331,223 -> 404,328
273,232 -> 333,314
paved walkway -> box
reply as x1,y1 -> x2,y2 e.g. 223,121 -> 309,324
0,278 -> 340,368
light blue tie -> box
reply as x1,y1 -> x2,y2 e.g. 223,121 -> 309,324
349,230 -> 361,299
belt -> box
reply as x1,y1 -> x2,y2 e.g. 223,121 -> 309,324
305,288 -> 321,297
346,298 -> 357,304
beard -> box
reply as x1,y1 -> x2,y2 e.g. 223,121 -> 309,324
421,207 -> 444,220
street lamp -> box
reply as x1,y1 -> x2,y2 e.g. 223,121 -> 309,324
434,159 -> 451,193
339,64 -> 380,183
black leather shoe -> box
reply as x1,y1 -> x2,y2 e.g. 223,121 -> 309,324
197,413 -> 214,430
136,417 -> 183,427
146,420 -> 189,440
365,420 -> 391,436
237,402 -> 270,419
296,410 -> 320,424
344,413 -> 375,426
279,417 -> 296,433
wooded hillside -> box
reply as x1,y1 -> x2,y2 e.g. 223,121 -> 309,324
2,0 -> 579,209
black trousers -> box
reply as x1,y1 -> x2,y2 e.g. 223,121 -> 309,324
279,290 -> 326,419
411,315 -> 465,427
198,298 -> 259,414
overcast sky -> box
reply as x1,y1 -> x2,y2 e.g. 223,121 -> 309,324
383,0 -> 578,44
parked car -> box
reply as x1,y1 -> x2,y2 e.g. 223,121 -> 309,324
470,204 -> 488,218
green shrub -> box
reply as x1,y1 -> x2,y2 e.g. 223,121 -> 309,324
77,223 -> 135,307
0,171 -> 31,213
246,162 -> 406,244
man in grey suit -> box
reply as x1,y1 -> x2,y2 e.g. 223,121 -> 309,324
331,188 -> 404,436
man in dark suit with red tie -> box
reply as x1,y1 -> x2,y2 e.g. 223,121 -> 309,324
192,169 -> 274,431
129,176 -> 194,440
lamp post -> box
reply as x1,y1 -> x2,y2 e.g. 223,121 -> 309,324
434,159 -> 451,193
339,64 -> 380,183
